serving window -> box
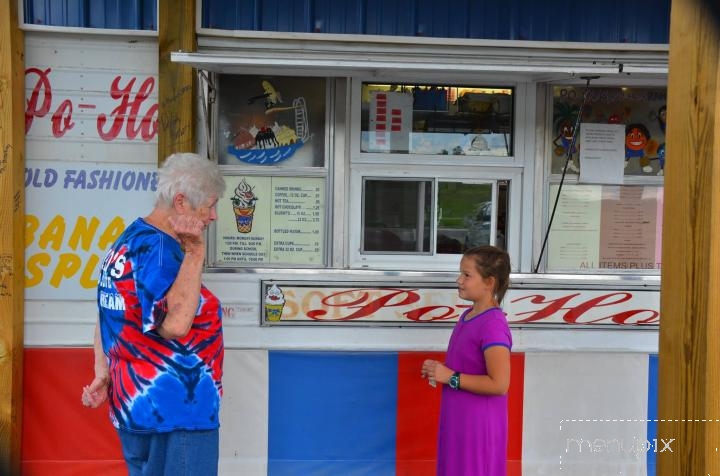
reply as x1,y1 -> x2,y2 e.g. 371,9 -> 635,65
350,78 -> 520,271
543,85 -> 666,274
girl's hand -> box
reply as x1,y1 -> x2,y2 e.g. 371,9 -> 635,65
81,376 -> 109,408
421,359 -> 453,385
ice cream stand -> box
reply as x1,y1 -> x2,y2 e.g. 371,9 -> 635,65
13,1 -> 675,474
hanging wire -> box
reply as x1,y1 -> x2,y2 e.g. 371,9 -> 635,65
533,76 -> 598,273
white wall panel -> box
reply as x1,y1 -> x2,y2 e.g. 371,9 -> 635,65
219,350 -> 269,476
522,353 -> 650,476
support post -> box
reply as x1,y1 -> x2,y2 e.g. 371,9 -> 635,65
658,0 -> 720,474
158,0 -> 196,164
0,0 -> 25,474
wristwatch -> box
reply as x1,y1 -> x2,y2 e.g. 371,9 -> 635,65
449,371 -> 461,390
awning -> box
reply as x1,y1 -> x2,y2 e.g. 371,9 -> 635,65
172,31 -> 668,82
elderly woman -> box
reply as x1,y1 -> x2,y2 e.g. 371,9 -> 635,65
82,152 -> 226,476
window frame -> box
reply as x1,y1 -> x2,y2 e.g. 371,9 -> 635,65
538,80 -> 667,275
348,164 -> 523,271
207,73 -> 334,269
348,77 -> 528,272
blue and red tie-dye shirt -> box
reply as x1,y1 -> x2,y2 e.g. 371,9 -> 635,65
97,218 -> 224,433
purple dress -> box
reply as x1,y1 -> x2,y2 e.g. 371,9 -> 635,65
437,307 -> 512,476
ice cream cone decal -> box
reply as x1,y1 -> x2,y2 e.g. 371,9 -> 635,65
265,284 -> 285,322
231,178 -> 258,233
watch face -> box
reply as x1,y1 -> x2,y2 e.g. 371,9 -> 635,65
450,374 -> 459,389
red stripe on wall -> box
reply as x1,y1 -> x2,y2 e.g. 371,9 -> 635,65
22,461 -> 127,476
508,353 -> 525,476
22,348 -> 125,475
396,352 -> 445,476
397,352 -> 525,476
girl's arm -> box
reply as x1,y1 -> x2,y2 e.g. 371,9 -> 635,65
421,346 -> 511,395
453,346 -> 510,395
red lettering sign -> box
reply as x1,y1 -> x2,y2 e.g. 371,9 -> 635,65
306,288 -> 422,321
25,67 -> 158,142
289,286 -> 659,326
97,76 -> 158,141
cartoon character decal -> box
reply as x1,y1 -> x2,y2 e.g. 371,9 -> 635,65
552,102 -> 580,172
624,123 -> 657,173
227,80 -> 310,164
657,105 -> 666,134
656,143 -> 666,176
655,105 -> 667,176
247,80 -> 285,112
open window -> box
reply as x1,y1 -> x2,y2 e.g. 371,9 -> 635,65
361,179 -> 508,255
350,78 -> 521,271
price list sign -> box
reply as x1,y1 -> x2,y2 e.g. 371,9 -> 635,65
215,175 -> 326,266
270,177 -> 325,264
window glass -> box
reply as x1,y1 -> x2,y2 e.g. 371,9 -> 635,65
362,179 -> 432,253
545,85 -> 666,274
361,178 -> 508,256
216,75 -> 326,167
546,184 -> 663,273
551,86 -> 667,176
214,175 -> 326,266
438,181 -> 508,253
210,74 -> 329,268
360,83 -> 513,156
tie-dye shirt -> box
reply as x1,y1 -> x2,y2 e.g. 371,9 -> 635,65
97,218 -> 223,433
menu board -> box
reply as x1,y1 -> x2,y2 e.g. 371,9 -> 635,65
547,184 -> 663,272
599,187 -> 662,270
215,175 -> 325,266
547,185 -> 602,269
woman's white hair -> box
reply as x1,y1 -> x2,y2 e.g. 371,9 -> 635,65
155,152 -> 226,208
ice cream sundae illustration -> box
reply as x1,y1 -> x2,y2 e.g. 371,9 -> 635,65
264,284 -> 285,322
231,178 -> 258,233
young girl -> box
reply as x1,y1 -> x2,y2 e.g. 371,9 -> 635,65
421,245 -> 512,476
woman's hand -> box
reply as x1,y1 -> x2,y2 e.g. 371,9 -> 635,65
421,359 -> 453,386
168,214 -> 206,254
81,376 -> 109,408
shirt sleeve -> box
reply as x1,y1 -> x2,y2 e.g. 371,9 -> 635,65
133,233 -> 183,334
480,311 -> 513,351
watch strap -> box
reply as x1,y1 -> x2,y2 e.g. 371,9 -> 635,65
450,371 -> 461,389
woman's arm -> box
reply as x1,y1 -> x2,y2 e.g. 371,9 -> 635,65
81,321 -> 109,408
157,214 -> 206,340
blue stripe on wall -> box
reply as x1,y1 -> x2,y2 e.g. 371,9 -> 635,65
647,354 -> 658,476
268,351 -> 398,476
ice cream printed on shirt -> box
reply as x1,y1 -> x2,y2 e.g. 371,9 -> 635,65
97,218 -> 224,432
